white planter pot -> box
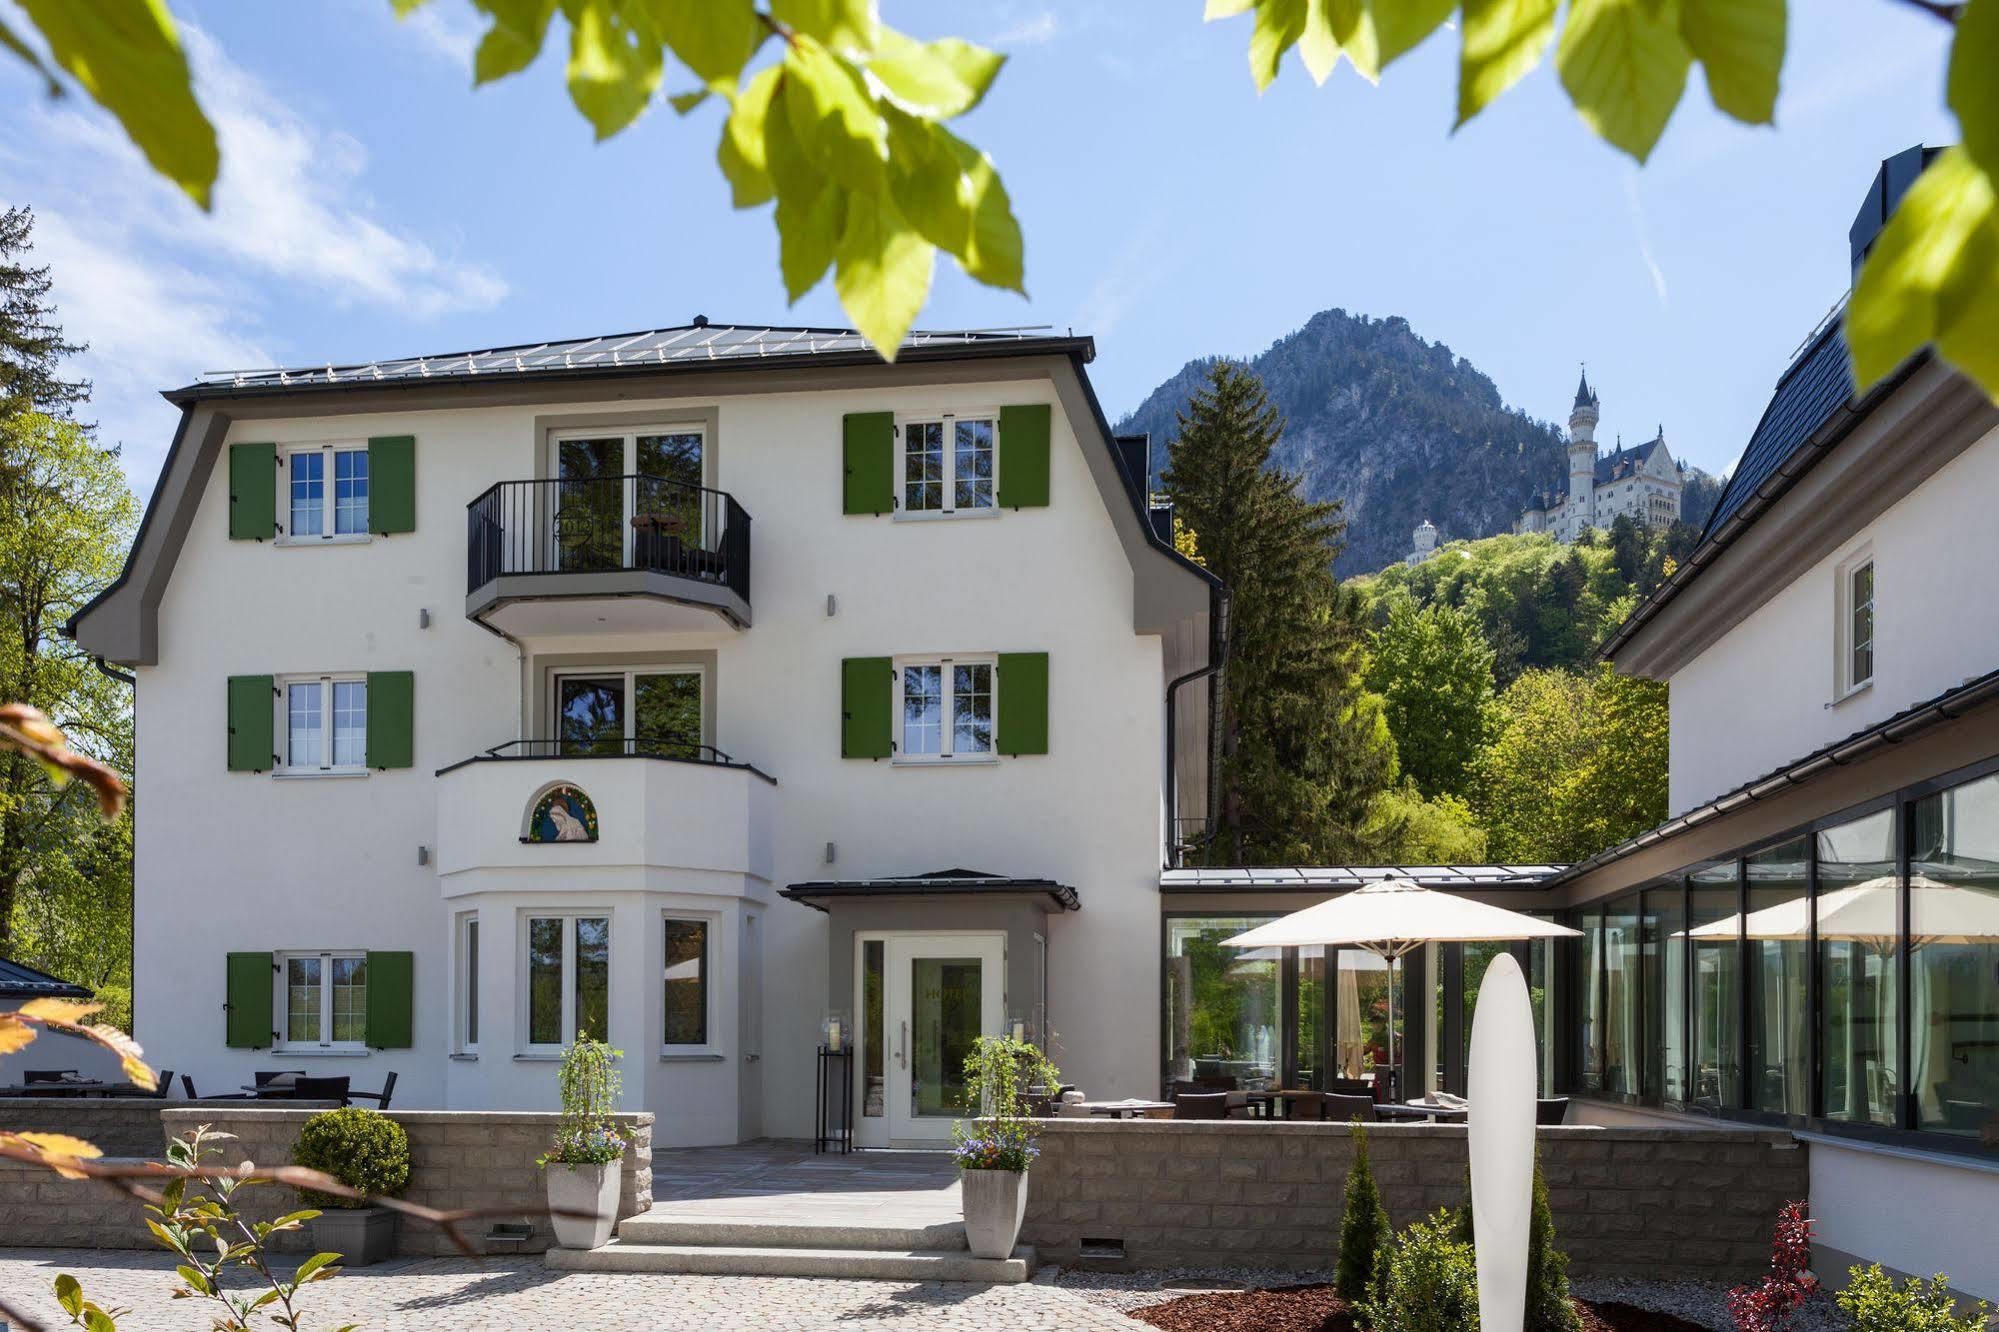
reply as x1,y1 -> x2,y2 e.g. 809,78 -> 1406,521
545,1161 -> 620,1250
959,1168 -> 1028,1259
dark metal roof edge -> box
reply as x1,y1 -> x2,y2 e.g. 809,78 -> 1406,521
163,335 -> 1098,406
1597,344 -> 1930,667
63,402 -> 196,643
1546,660 -> 1999,888
0,956 -> 94,999
779,877 -> 1081,912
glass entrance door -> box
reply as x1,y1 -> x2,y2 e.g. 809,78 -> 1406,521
550,430 -> 705,573
883,934 -> 1004,1145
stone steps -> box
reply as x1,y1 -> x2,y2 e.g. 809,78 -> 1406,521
544,1240 -> 1035,1283
615,1213 -> 968,1251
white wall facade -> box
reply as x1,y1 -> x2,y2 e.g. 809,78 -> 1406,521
129,369 -> 1184,1143
1667,422 -> 1999,814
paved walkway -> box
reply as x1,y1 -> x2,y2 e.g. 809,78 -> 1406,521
0,1250 -> 1138,1331
648,1140 -> 962,1232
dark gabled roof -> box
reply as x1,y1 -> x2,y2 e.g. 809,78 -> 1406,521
1701,319 -> 1856,540
0,956 -> 92,1000
1592,433 -> 1667,485
781,868 -> 1081,912
1160,864 -> 1563,892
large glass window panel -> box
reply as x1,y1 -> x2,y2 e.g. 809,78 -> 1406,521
1604,899 -> 1641,1099
634,672 -> 702,758
558,677 -> 624,755
330,955 -> 367,1044
1850,563 -> 1875,688
331,680 -> 366,768
527,917 -> 564,1046
1581,910 -> 1604,1094
1296,946 -> 1327,1089
954,418 -> 995,510
636,432 -> 703,544
1461,942 -> 1510,1082
862,940 -> 885,1118
902,665 -> 943,756
1911,774 -> 1999,1140
333,449 -> 369,535
1343,949 -> 1400,1088
1689,861 -> 1741,1113
1747,838 -> 1811,1116
663,919 -> 708,1046
555,437 -> 624,571
290,450 -> 324,536
1819,808 -> 1899,1126
1164,916 -> 1278,1089
903,422 -> 944,512
464,918 -> 479,1048
287,683 -> 322,769
636,432 -> 703,488
911,957 -> 981,1117
1645,886 -> 1689,1108
952,663 -> 992,756
287,957 -> 322,1044
1530,935 -> 1555,1097
574,917 -> 610,1042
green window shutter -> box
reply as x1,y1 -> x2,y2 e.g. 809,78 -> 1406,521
996,652 -> 1049,756
227,675 -> 275,772
368,435 -> 416,534
841,656 -> 892,758
842,412 -> 894,515
366,951 -> 415,1049
997,404 -> 1051,508
366,671 -> 414,769
226,952 -> 274,1049
228,442 -> 277,540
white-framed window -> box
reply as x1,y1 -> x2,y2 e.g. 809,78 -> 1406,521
894,655 -> 995,761
1838,553 -> 1876,698
662,915 -> 712,1050
279,950 -> 368,1051
281,443 -> 369,542
279,674 -> 367,773
551,665 -> 704,758
547,426 -> 707,571
898,413 -> 997,516
522,912 -> 610,1053
455,912 -> 480,1055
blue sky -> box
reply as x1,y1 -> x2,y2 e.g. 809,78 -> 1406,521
0,1 -> 1960,496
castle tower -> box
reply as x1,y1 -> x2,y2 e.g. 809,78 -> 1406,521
1568,368 -> 1600,533
1408,518 -> 1439,565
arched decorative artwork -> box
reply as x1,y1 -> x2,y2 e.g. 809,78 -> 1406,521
526,784 -> 598,843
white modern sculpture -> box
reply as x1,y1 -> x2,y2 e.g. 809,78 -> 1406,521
1468,952 -> 1537,1332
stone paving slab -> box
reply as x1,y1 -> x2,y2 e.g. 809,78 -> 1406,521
0,1249 -> 1138,1331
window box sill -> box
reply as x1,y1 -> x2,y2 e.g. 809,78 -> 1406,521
891,756 -> 1000,768
272,1048 -> 373,1058
659,1052 -> 726,1063
891,508 -> 1000,523
275,535 -> 373,548
1828,679 -> 1873,709
272,769 -> 370,781
449,1052 -> 478,1062
513,1053 -> 563,1063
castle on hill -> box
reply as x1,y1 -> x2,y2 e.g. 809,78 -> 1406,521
1515,370 -> 1684,542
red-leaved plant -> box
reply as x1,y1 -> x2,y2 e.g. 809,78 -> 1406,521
1727,1201 -> 1820,1332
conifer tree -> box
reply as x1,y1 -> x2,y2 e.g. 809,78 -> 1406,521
0,207 -> 90,420
1335,1118 -> 1391,1302
1163,361 -> 1398,864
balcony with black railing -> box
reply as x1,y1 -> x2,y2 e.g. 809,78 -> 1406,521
466,475 -> 751,635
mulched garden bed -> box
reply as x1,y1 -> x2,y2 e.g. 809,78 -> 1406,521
1129,1282 -> 1713,1332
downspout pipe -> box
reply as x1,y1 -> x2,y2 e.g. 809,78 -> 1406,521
92,656 -> 136,687
1164,586 -> 1231,868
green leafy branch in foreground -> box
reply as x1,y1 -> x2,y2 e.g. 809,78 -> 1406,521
1207,0 -> 1999,405
0,0 -> 1024,357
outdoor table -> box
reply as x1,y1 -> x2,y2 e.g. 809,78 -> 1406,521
1377,1099 -> 1468,1123
1242,1089 -> 1332,1120
9,1081 -> 114,1097
1081,1099 -> 1174,1119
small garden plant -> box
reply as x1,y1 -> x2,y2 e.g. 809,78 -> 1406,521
1835,1264 -> 1992,1332
292,1107 -> 411,1209
1729,1201 -> 1821,1332
952,1034 -> 1061,1172
1336,1118 -> 1392,1302
540,1037 -> 627,1167
1359,1208 -> 1482,1332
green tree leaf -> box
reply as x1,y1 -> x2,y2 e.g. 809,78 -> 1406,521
717,65 -> 779,207
783,39 -> 887,192
1848,146 -> 1999,395
563,1 -> 664,140
1205,0 -> 1256,17
885,113 -> 1025,294
833,187 -> 935,358
1301,0 -> 1379,85
1679,0 -> 1783,125
1950,0 -> 1999,185
1374,0 -> 1457,70
771,0 -> 877,54
867,31 -> 1004,119
16,0 -> 218,209
766,80 -> 839,298
1457,0 -> 1557,126
55,1273 -> 84,1317
655,1 -> 763,88
1555,0 -> 1692,163
1249,0 -> 1308,91
469,0 -> 557,85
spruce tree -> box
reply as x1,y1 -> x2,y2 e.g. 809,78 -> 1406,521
0,206 -> 90,419
1162,360 -> 1398,864
1335,1118 -> 1392,1302
1524,1162 -> 1581,1332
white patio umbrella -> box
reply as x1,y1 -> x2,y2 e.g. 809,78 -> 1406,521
1684,874 -> 1999,950
1222,878 -> 1579,1091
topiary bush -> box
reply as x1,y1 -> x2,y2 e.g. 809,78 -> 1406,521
291,1107 -> 410,1209
1835,1264 -> 1992,1332
1336,1118 -> 1393,1302
1524,1161 -> 1582,1332
1360,1209 -> 1481,1332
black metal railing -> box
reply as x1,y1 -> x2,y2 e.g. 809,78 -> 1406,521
480,735 -> 740,765
467,475 -> 751,607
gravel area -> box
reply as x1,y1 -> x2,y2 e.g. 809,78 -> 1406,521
1570,1277 -> 1847,1332
1053,1265 -> 1340,1315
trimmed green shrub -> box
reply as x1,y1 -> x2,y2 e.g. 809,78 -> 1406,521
1524,1163 -> 1582,1332
291,1107 -> 410,1209
1836,1264 -> 1992,1332
1336,1118 -> 1392,1302
1360,1209 -> 1481,1332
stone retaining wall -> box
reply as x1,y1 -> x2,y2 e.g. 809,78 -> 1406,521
0,1098 -> 183,1158
0,1107 -> 653,1258
1023,1120 -> 1807,1279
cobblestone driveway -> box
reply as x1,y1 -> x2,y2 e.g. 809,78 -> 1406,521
0,1250 -> 1137,1331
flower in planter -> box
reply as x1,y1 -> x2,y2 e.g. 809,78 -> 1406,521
951,1034 -> 1060,1174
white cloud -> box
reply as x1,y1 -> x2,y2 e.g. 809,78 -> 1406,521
0,21 -> 507,490
395,1 -> 483,67
987,11 -> 1062,48
1074,214 -> 1179,339
1624,173 -> 1669,308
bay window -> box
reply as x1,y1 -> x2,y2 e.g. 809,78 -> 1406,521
525,914 -> 610,1051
